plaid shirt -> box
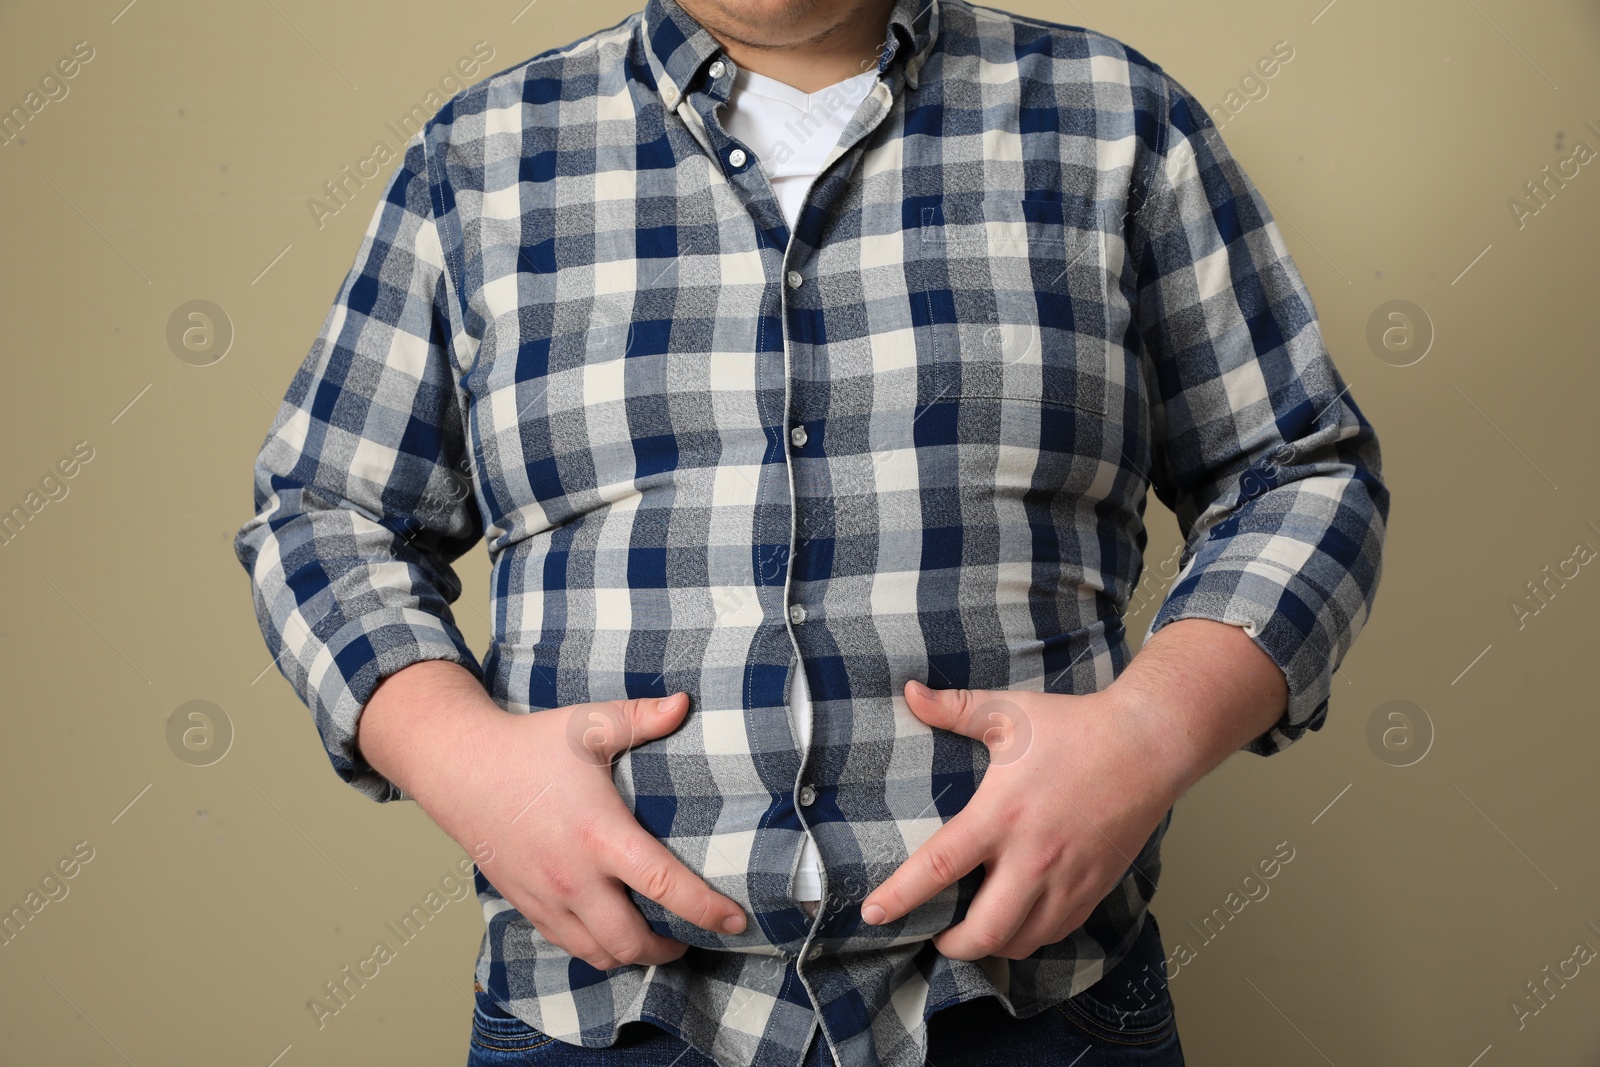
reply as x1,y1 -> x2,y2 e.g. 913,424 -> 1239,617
233,0 -> 1388,1063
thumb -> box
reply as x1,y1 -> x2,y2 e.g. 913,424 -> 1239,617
904,680 -> 1017,746
904,680 -> 983,736
565,693 -> 688,767
626,691 -> 691,746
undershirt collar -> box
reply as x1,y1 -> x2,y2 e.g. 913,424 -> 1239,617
731,65 -> 879,111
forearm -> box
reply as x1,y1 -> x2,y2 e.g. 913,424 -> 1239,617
1106,618 -> 1289,800
355,659 -> 510,807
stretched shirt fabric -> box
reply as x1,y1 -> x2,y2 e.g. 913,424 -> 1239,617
233,0 -> 1389,1063
722,62 -> 883,904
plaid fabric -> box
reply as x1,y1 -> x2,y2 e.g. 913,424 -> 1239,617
233,0 -> 1388,1063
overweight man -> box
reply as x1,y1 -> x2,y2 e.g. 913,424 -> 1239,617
234,0 -> 1388,1063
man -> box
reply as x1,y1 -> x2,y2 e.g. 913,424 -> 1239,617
233,0 -> 1387,1062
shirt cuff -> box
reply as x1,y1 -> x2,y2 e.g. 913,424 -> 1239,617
314,613 -> 485,802
1144,530 -> 1352,756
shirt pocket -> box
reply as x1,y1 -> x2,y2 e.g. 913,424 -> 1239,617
916,194 -> 1111,417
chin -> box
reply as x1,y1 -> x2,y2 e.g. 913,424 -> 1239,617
712,0 -> 831,35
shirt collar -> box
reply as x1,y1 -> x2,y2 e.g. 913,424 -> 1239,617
642,0 -> 939,110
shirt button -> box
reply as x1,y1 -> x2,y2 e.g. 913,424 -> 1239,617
786,270 -> 804,289
709,60 -> 726,79
807,943 -> 824,961
789,425 -> 808,448
728,147 -> 747,168
798,785 -> 817,807
788,603 -> 807,625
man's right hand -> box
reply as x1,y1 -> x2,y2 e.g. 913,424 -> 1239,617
355,659 -> 747,970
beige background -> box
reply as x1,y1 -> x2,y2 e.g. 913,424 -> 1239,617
2,0 -> 1597,1063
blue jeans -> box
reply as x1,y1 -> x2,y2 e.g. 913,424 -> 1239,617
467,913 -> 1184,1066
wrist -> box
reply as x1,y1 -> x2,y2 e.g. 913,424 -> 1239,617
1100,679 -> 1203,806
1104,619 -> 1291,800
357,659 -> 508,805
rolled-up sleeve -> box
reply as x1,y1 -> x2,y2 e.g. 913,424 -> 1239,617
1132,71 -> 1390,755
233,131 -> 485,801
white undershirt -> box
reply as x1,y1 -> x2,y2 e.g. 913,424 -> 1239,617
721,63 -> 878,902
722,64 -> 878,244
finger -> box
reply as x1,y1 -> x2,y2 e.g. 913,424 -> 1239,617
530,907 -> 621,971
994,889 -> 1088,961
930,866 -> 1042,961
605,826 -> 748,935
860,814 -> 991,926
928,863 -> 1036,966
566,693 -> 690,766
903,680 -> 1000,741
570,883 -> 692,967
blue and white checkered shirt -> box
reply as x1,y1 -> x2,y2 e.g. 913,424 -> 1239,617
234,0 -> 1388,1063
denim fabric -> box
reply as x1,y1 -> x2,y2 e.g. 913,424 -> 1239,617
467,914 -> 1185,1066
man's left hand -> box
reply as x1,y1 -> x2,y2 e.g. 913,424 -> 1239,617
858,678 -> 1182,961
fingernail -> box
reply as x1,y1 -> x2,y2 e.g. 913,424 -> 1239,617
861,903 -> 885,925
906,680 -> 932,699
722,912 -> 746,934
658,693 -> 684,714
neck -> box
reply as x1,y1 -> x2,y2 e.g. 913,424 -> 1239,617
684,0 -> 895,93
